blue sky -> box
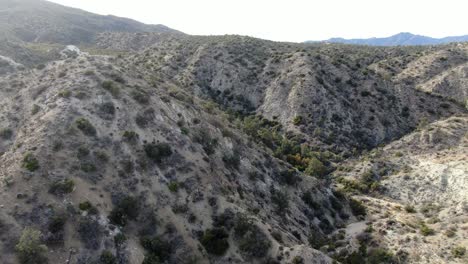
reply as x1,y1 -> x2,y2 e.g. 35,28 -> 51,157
48,0 -> 468,42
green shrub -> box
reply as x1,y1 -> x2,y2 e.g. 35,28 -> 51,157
349,198 -> 366,216
123,131 -> 139,143
58,90 -> 71,98
114,233 -> 127,247
419,223 -> 434,236
79,201 -> 92,211
0,128 -> 13,139
304,157 -> 327,178
78,201 -> 99,215
102,81 -> 120,97
76,118 -> 96,136
271,188 -> 289,214
131,90 -> 150,104
49,179 -> 75,195
144,143 -> 172,163
168,181 -> 179,192
23,153 -> 39,172
292,116 -> 303,125
48,215 -> 66,234
192,128 -> 218,155
200,228 -> 230,256
222,151 -> 241,169
404,204 -> 416,213
140,236 -> 171,262
109,196 -> 139,226
99,250 -> 117,264
80,162 -> 97,173
233,215 -> 271,258
15,228 -> 48,264
452,246 -> 466,258
31,105 -> 41,115
367,248 -> 395,264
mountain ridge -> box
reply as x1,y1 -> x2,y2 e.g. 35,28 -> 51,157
307,32 -> 468,46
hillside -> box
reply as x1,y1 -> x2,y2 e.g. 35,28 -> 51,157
0,0 -> 181,66
308,32 -> 468,46
0,1 -> 467,264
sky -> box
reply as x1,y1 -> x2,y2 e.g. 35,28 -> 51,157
47,0 -> 468,43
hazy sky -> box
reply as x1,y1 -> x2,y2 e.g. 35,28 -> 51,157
47,0 -> 468,42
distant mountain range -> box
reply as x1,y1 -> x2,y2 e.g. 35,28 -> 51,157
307,32 -> 468,46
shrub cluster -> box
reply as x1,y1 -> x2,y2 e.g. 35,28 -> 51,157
144,143 -> 172,163
109,196 -> 139,226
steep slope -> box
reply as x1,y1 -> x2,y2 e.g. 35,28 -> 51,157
0,50 -> 358,264
124,36 -> 466,154
333,116 -> 468,263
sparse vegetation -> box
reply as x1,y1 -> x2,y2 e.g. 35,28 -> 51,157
144,142 -> 172,163
22,153 -> 39,172
49,179 -> 75,195
200,228 -> 230,256
76,118 -> 96,136
0,128 -> 13,139
109,196 -> 140,226
15,228 -> 48,264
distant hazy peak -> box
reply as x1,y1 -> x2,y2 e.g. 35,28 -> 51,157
307,32 -> 468,46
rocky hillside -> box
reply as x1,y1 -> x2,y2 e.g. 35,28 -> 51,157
334,116 -> 467,263
0,1 -> 467,264
0,0 -> 180,66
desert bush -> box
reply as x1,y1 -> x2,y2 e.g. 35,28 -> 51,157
135,109 -> 155,128
49,179 -> 75,195
452,246 -> 466,258
200,228 -> 230,256
222,150 -> 241,169
98,101 -> 115,120
233,215 -> 271,258
77,146 -> 90,159
271,188 -> 289,214
0,128 -> 13,139
47,214 -> 66,244
15,228 -> 48,264
122,131 -> 139,144
304,157 -> 327,178
58,90 -> 71,98
31,105 -> 41,115
367,248 -> 395,264
80,162 -> 97,173
23,153 -> 39,172
301,191 -> 320,210
131,90 -> 150,104
76,118 -> 96,136
292,116 -> 303,125
192,128 -> 218,155
349,198 -> 366,216
140,236 -> 171,262
144,143 -> 172,163
419,223 -> 434,236
109,196 -> 139,226
167,181 -> 179,192
78,217 -> 102,250
404,204 -> 416,213
102,81 -> 120,97
79,201 -> 98,214
99,250 -> 117,264
278,169 -> 300,185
